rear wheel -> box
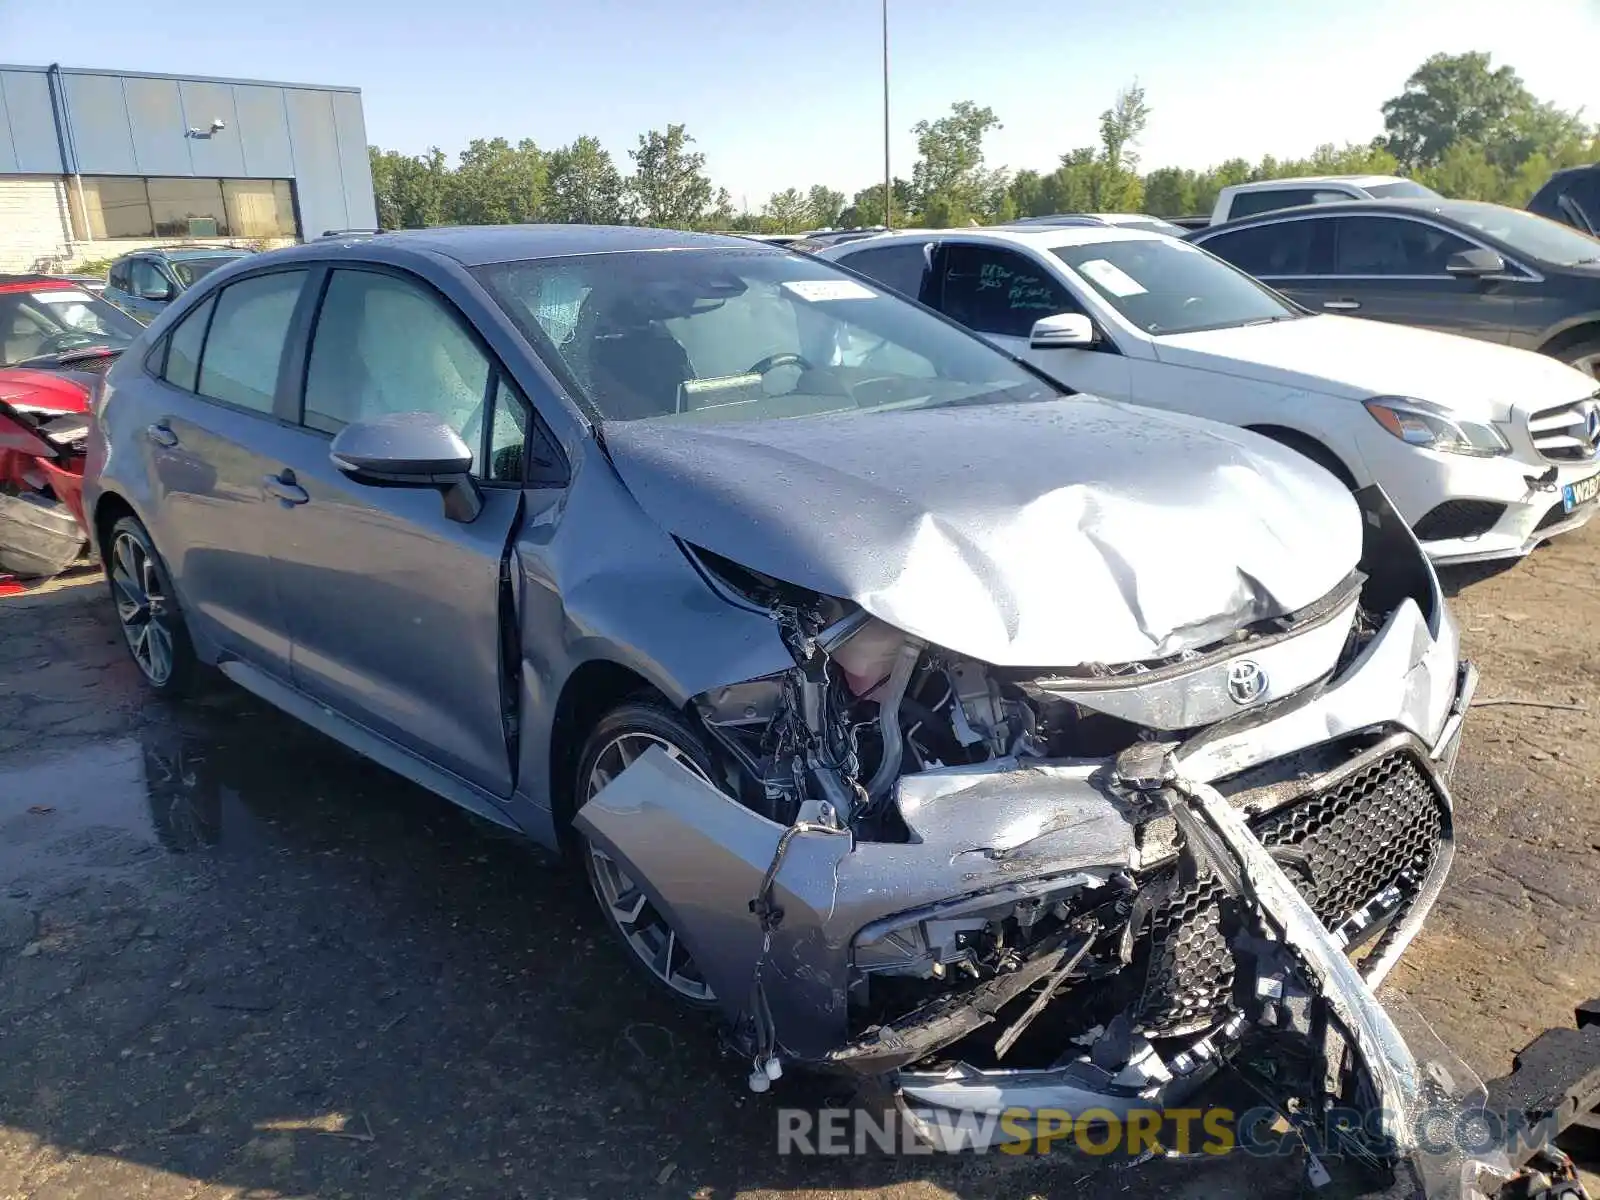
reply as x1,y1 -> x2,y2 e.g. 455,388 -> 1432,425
576,699 -> 722,1010
106,516 -> 199,696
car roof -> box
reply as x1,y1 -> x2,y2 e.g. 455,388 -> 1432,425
1195,197 -> 1510,235
294,224 -> 760,267
130,247 -> 253,261
828,225 -> 1167,254
1225,175 -> 1407,192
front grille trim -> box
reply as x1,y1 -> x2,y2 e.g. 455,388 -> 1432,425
1527,394 -> 1600,463
1136,733 -> 1451,1037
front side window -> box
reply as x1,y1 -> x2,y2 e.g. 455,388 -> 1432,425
475,249 -> 1057,424
938,244 -> 1081,338
1052,238 -> 1302,335
837,242 -> 929,300
1331,217 -> 1472,275
303,269 -> 492,460
196,270 -> 307,413
129,259 -> 170,298
1200,220 -> 1328,276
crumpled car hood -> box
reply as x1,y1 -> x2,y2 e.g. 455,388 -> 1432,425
603,397 -> 1361,667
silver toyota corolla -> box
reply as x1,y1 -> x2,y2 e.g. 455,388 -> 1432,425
83,226 -> 1483,1186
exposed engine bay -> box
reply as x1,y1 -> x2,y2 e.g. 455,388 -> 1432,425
575,485 -> 1594,1197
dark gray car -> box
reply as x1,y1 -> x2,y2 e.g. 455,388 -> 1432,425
1190,199 -> 1600,379
82,226 -> 1481,1171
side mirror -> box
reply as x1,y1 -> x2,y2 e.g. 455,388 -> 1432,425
329,412 -> 482,522
1029,312 -> 1096,349
137,284 -> 174,301
1445,248 -> 1506,277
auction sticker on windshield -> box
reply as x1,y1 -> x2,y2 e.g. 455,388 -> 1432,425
783,279 -> 877,302
1076,260 -> 1147,298
1563,470 -> 1600,513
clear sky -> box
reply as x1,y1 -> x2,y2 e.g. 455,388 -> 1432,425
3,0 -> 1596,211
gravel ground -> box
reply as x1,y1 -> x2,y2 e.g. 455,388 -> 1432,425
1,525 -> 1597,1200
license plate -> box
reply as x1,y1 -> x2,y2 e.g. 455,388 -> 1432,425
1563,471 -> 1600,513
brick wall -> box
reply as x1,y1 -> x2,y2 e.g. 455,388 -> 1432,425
0,176 -> 73,272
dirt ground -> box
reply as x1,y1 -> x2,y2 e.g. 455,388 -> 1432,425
1,524 -> 1598,1200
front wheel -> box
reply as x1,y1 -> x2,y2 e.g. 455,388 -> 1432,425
1559,339 -> 1600,382
576,699 -> 722,1010
106,515 -> 199,696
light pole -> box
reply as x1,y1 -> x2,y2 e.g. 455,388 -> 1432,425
881,0 -> 892,229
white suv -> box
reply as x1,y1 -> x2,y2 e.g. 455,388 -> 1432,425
1210,175 -> 1440,225
820,225 -> 1600,565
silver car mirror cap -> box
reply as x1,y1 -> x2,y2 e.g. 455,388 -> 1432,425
1029,312 -> 1095,349
329,412 -> 482,522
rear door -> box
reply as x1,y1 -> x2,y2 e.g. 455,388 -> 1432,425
926,240 -> 1134,398
137,268 -> 310,678
1195,214 -> 1336,310
260,264 -> 530,796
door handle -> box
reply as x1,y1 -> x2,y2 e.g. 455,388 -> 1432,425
1323,299 -> 1362,311
145,422 -> 179,448
263,470 -> 309,506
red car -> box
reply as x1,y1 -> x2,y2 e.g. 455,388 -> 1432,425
0,275 -> 141,578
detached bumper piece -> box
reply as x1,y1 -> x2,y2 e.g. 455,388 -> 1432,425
1484,1000 -> 1600,1173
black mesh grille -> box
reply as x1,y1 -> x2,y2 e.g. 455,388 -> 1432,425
1137,750 -> 1445,1035
1412,499 -> 1505,541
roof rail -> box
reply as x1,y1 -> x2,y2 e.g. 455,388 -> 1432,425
318,228 -> 382,239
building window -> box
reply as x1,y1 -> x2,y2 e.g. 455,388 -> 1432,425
74,177 -> 298,240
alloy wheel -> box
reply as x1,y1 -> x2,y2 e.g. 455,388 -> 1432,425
110,532 -> 174,686
585,732 -> 716,1003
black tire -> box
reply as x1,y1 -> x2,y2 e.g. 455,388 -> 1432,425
105,515 -> 200,697
575,697 -> 723,1011
1556,337 -> 1600,382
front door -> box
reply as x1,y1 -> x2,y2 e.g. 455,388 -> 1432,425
139,270 -> 310,679
262,266 -> 528,796
930,241 -> 1134,399
1316,215 -> 1518,343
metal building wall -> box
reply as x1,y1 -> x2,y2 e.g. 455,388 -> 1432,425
0,64 -> 376,238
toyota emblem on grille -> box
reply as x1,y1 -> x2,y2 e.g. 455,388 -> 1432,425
1226,660 -> 1268,705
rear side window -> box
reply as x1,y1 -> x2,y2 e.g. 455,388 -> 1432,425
838,243 -> 929,299
196,271 -> 307,413
937,243 -> 1080,338
108,261 -> 131,292
161,294 -> 216,391
1228,188 -> 1353,219
1200,220 -> 1329,276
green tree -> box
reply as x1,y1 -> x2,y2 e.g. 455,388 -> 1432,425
806,184 -> 846,228
763,187 -> 811,231
628,124 -> 715,228
909,101 -> 1006,224
841,178 -> 912,227
448,137 -> 546,225
1383,52 -> 1537,170
545,136 -> 628,224
1142,166 -> 1198,217
368,146 -> 452,229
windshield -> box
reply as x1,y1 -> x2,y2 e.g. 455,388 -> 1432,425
475,249 -> 1058,423
1443,203 -> 1600,266
1051,238 -> 1302,335
1364,180 -> 1439,200
171,256 -> 243,286
0,287 -> 142,366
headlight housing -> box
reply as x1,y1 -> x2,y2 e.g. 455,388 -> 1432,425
1364,396 -> 1510,458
